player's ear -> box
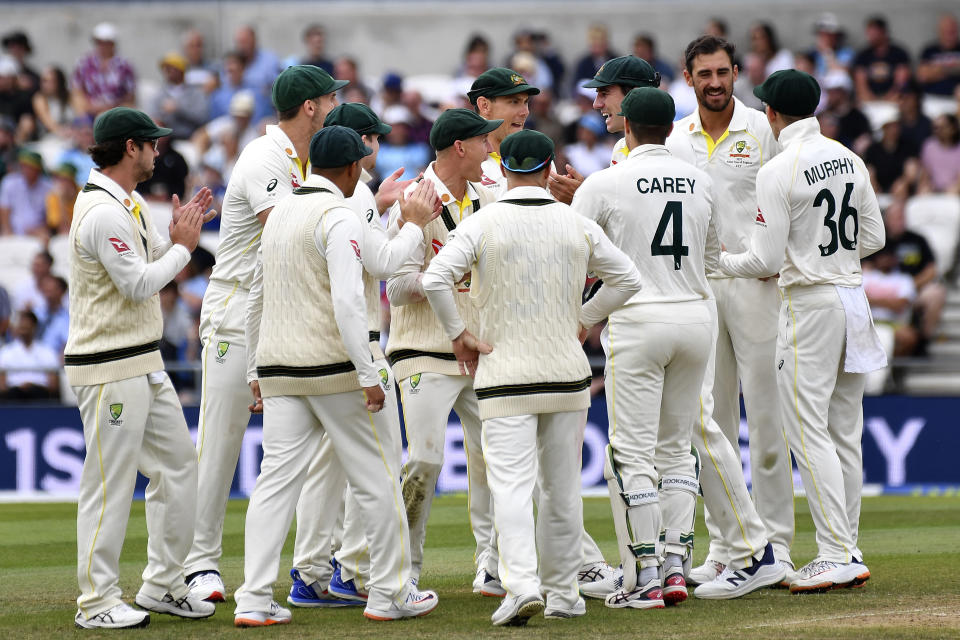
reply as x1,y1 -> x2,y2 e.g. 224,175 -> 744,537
683,68 -> 693,88
667,122 -> 674,137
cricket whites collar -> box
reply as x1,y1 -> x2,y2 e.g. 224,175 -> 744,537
299,173 -> 345,199
266,124 -> 311,184
684,96 -> 751,135
85,168 -> 140,213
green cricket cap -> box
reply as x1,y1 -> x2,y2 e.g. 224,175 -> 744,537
308,125 -> 372,169
93,107 -> 172,144
753,69 -> 821,116
17,148 -> 44,170
467,67 -> 541,104
618,87 -> 675,126
324,103 -> 392,136
583,55 -> 661,89
500,129 -> 554,173
429,108 -> 503,151
272,64 -> 349,112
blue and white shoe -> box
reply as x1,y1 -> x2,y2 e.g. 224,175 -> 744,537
694,543 -> 787,599
328,560 -> 368,602
287,569 -> 360,608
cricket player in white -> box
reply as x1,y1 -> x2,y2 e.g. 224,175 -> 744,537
235,126 -> 439,626
718,70 -> 884,594
574,86 -> 784,607
423,129 -> 642,625
286,103 -> 438,606
470,66 -> 622,598
186,65 -> 347,602
68,108 -> 216,629
385,109 -> 502,595
666,36 -> 797,584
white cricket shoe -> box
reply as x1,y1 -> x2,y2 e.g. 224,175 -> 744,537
187,571 -> 226,602
789,559 -> 870,594
777,560 -> 799,588
234,600 -> 292,627
492,593 -> 545,626
694,543 -> 786,599
578,561 -> 622,599
75,603 -> 149,629
363,586 -> 439,620
472,567 -> 506,597
686,559 -> 725,586
135,591 -> 215,618
604,578 -> 665,609
544,597 -> 586,619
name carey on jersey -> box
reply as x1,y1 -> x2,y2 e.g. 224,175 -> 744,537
637,176 -> 696,194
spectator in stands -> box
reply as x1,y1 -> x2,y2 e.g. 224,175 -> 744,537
182,30 -> 216,92
919,113 -> 960,194
209,51 -> 272,123
633,33 -> 674,84
880,199 -> 947,354
456,34 -> 491,80
852,15 -> 912,103
138,133 -> 189,200
749,22 -> 794,77
192,90 -> 258,185
12,250 -> 51,316
375,104 -> 431,182
897,82 -> 933,149
36,274 -> 68,356
865,112 -> 919,196
807,13 -> 855,78
159,281 -> 195,389
45,162 -> 78,236
334,56 -> 373,104
572,24 -> 616,88
0,309 -> 58,401
2,31 -> 39,95
0,56 -> 33,144
561,112 -> 612,177
703,17 -> 742,69
288,24 -> 334,75
57,116 -> 96,183
917,14 -> 960,98
0,284 -> 9,342
70,22 -> 136,117
532,32 -> 565,96
402,90 -> 434,145
0,150 -> 51,237
821,69 -> 873,153
150,52 -> 209,140
233,25 -> 280,110
175,246 -> 214,317
508,28 -> 554,92
733,52 -> 767,110
0,118 -> 16,179
863,245 -> 919,358
372,71 -> 404,115
31,66 -> 72,140
526,88 -> 564,150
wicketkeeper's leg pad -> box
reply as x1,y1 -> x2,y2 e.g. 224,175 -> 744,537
604,445 -> 661,592
659,474 -> 698,558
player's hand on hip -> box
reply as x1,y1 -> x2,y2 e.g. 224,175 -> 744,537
399,179 -> 440,229
453,330 -> 493,377
363,384 -> 386,413
248,380 -> 263,413
169,199 -> 204,251
548,164 -> 584,204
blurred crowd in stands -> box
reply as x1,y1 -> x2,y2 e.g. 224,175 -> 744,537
1,11 -> 959,401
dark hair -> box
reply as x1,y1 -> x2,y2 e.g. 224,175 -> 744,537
627,121 -> 673,144
35,250 -> 53,266
753,22 -> 780,54
866,15 -> 888,32
634,33 -> 655,52
684,35 -> 736,72
47,66 -> 68,104
464,34 -> 490,56
19,309 -> 38,326
303,23 -> 324,40
45,274 -> 68,293
939,114 -> 960,146
88,138 -> 149,168
707,17 -> 728,37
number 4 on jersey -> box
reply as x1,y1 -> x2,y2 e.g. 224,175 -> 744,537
651,201 -> 689,270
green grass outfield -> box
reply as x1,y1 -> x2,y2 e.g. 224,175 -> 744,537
1,495 -> 958,639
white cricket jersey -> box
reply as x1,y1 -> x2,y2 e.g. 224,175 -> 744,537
666,97 -> 780,275
609,137 -> 629,167
209,124 -> 310,290
719,118 -> 885,287
480,154 -> 506,198
572,144 -> 720,307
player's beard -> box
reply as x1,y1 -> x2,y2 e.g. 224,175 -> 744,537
696,83 -> 733,113
134,159 -> 155,183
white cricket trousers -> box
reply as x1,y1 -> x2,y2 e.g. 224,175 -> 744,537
398,372 -> 497,579
186,280 -> 253,576
694,299 -> 772,569
702,277 -> 795,565
604,303 -> 712,559
293,358 -> 400,588
483,411 -> 584,610
779,285 -> 865,563
75,372 -> 197,617
234,391 -> 410,613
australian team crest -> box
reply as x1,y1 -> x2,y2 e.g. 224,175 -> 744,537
510,73 -> 525,85
216,341 -> 229,363
378,368 -> 390,390
736,140 -> 746,153
410,373 -> 422,394
108,403 -> 123,426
